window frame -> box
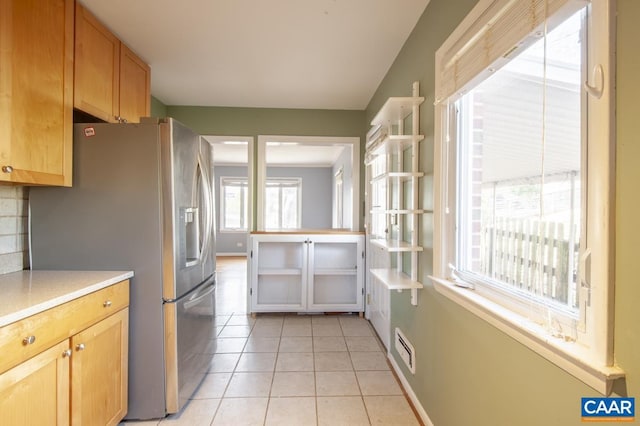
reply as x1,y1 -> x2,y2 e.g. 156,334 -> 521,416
219,177 -> 249,233
431,0 -> 623,394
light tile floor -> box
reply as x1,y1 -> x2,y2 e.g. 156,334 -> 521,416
122,257 -> 422,426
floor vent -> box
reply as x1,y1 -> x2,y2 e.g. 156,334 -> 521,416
394,328 -> 416,374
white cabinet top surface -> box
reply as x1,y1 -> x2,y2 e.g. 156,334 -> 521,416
0,270 -> 133,327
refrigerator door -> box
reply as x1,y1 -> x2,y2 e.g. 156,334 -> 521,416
160,120 -> 216,301
164,274 -> 216,413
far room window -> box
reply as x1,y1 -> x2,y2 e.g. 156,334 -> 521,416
432,0 -> 621,393
265,178 -> 301,229
220,177 -> 248,232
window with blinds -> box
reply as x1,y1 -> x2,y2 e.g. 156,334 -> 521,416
432,0 -> 622,394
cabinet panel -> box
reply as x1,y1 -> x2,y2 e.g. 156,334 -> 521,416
0,340 -> 70,425
312,275 -> 358,305
73,2 -> 120,123
257,276 -> 304,306
71,308 -> 128,426
252,237 -> 307,311
307,236 -> 363,312
313,241 -> 358,270
119,44 -> 150,123
258,241 -> 304,270
0,0 -> 73,186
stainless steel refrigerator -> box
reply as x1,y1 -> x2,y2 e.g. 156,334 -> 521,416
29,118 -> 216,420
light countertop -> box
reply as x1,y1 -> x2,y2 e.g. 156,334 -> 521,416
0,270 -> 134,327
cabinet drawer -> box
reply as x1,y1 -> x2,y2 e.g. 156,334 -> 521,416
0,280 -> 129,374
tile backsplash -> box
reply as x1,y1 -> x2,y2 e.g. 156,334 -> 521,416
0,186 -> 29,274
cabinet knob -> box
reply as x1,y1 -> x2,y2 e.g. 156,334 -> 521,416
62,349 -> 72,358
22,335 -> 36,345
2,165 -> 13,173
76,343 -> 86,351
103,300 -> 112,308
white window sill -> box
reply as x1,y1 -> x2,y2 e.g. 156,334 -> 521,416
429,275 -> 625,395
219,229 -> 249,234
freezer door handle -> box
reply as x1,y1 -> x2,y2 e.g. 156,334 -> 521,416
183,282 -> 215,311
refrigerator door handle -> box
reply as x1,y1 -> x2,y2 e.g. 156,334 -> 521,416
197,153 -> 214,263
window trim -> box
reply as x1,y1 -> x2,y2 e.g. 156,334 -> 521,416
219,177 -> 249,233
432,0 -> 622,394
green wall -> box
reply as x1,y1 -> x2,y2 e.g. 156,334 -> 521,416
164,106 -> 365,139
366,0 -> 640,425
150,95 -> 168,118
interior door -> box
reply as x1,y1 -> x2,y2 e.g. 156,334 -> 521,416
364,160 -> 391,350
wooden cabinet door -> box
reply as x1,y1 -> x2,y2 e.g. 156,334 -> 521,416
119,44 -> 150,123
0,341 -> 70,425
74,2 -> 120,123
70,308 -> 129,426
0,0 -> 73,186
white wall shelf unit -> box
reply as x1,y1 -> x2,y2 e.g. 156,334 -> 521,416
250,233 -> 364,313
365,81 -> 425,316
370,268 -> 424,290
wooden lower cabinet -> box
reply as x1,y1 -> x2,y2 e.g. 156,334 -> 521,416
0,281 -> 129,426
0,341 -> 70,426
71,308 -> 128,426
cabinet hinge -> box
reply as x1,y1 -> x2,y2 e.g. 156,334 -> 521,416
250,288 -> 253,295
250,250 -> 253,259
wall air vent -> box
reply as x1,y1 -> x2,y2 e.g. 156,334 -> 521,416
394,327 -> 416,374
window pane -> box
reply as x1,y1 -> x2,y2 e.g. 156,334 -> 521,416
281,186 -> 298,228
457,11 -> 583,310
223,185 -> 242,229
265,186 -> 280,229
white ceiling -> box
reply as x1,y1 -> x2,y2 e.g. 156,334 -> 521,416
77,0 -> 430,110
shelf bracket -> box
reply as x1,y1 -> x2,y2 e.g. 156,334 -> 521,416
411,288 -> 418,306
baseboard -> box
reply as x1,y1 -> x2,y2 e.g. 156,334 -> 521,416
216,252 -> 247,257
387,352 -> 435,426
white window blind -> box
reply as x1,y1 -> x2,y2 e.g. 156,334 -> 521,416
435,0 -> 588,104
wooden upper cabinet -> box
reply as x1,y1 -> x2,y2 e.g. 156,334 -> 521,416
0,0 -> 74,186
74,3 -> 150,124
119,44 -> 151,124
73,2 -> 120,123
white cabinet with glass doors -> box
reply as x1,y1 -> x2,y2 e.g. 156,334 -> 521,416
250,233 -> 364,313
